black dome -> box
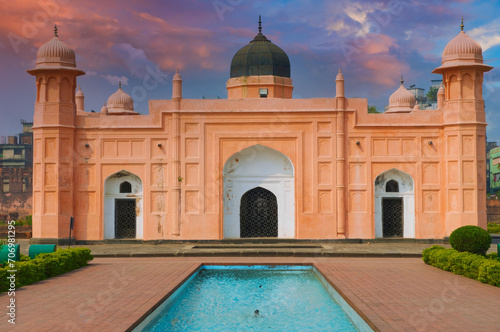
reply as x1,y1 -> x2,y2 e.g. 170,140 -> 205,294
230,21 -> 290,78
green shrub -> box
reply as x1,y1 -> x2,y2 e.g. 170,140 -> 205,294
24,215 -> 32,226
0,247 -> 93,292
423,246 -> 500,287
449,225 -> 492,256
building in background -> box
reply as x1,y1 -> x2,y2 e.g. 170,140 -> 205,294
489,146 -> 500,195
486,141 -> 498,194
0,120 -> 33,217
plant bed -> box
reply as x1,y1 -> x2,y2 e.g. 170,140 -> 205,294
0,247 -> 93,292
0,225 -> 32,239
422,246 -> 500,287
488,223 -> 500,234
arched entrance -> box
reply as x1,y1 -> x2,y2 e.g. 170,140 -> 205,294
240,187 -> 278,237
223,145 -> 295,238
374,169 -> 415,238
104,171 -> 143,239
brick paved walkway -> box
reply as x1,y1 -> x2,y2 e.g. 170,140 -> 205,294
1,257 -> 499,331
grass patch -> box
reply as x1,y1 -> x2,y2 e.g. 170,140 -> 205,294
488,223 -> 500,234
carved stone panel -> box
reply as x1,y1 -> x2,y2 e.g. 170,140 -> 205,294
422,163 -> 439,185
318,163 -> 332,186
350,191 -> 366,212
349,163 -> 366,185
318,190 -> 332,213
318,138 -> 332,157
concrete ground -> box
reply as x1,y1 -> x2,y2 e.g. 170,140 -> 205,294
1,256 -> 500,331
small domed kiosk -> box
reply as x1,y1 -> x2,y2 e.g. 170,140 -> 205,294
105,82 -> 137,115
385,77 -> 416,113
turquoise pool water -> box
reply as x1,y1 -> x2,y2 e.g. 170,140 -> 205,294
134,265 -> 372,331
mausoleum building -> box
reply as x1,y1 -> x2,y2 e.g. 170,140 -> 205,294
28,21 -> 492,242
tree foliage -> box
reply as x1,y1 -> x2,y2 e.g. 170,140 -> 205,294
426,86 -> 439,102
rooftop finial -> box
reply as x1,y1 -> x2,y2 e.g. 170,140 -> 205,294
258,15 -> 262,34
339,68 -> 341,73
400,75 -> 404,85
460,16 -> 464,31
119,81 -> 122,89
54,24 -> 58,37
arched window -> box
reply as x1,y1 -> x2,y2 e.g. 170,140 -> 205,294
120,181 -> 132,193
386,180 -> 399,193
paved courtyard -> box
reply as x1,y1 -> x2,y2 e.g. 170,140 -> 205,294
1,256 -> 500,331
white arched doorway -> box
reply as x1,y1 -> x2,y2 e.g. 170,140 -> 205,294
374,169 -> 415,238
223,145 -> 295,238
104,170 -> 143,239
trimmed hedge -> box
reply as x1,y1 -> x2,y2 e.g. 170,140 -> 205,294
0,247 -> 93,292
423,245 -> 500,287
449,225 -> 492,256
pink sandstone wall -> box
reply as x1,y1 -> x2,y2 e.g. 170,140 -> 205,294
36,92 -> 480,240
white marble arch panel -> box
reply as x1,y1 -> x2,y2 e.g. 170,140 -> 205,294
374,169 -> 415,238
103,170 -> 143,239
223,145 -> 295,238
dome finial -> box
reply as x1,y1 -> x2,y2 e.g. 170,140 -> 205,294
460,17 -> 464,31
119,81 -> 122,89
54,24 -> 58,37
400,75 -> 404,85
258,15 -> 262,34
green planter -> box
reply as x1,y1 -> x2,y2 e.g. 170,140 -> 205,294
29,244 -> 57,259
0,244 -> 20,263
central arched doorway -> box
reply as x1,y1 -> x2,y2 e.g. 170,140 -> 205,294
240,187 -> 278,237
223,145 -> 295,238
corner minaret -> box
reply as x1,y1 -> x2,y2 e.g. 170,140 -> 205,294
27,26 -> 85,242
432,19 -> 493,234
172,68 -> 183,104
432,17 -> 492,122
76,86 -> 84,112
227,16 -> 293,99
335,68 -> 345,109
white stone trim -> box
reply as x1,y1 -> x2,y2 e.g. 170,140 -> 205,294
223,145 -> 295,238
103,171 -> 143,239
374,169 -> 415,238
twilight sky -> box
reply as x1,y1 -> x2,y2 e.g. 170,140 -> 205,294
0,0 -> 499,142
